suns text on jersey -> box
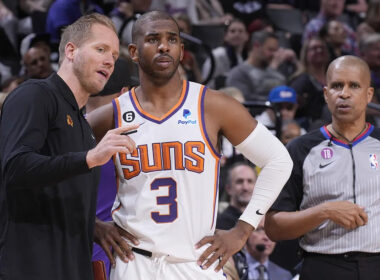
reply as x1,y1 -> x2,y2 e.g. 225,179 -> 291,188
119,141 -> 205,179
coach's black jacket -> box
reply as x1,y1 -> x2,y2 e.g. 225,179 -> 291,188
0,73 -> 100,280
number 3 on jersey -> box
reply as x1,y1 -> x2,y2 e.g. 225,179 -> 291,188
151,178 -> 178,223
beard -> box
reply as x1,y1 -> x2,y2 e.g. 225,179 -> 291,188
73,56 -> 107,95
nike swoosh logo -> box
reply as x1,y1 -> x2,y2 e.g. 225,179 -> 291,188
256,209 -> 264,215
319,162 -> 334,168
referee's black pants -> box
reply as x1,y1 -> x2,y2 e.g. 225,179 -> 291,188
300,251 -> 380,280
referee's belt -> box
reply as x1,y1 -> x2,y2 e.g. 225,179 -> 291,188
302,250 -> 380,260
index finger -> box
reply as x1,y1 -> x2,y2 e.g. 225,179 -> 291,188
112,123 -> 140,135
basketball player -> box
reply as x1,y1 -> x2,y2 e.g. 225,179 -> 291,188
88,11 -> 293,280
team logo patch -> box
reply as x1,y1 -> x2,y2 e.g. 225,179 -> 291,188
183,109 -> 191,119
321,148 -> 333,159
369,154 -> 378,170
66,114 -> 73,127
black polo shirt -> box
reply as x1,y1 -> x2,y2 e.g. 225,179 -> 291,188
0,73 -> 100,280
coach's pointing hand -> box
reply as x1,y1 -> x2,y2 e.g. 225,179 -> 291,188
196,220 -> 253,272
86,124 -> 139,169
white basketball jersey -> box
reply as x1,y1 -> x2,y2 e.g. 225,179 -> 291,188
112,80 -> 221,261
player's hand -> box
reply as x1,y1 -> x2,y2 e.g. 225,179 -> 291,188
86,124 -> 139,169
323,200 -> 368,230
93,219 -> 139,266
195,220 -> 253,272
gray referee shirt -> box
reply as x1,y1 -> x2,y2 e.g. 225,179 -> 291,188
271,125 -> 380,254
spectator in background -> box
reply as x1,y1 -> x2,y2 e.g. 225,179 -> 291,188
303,0 -> 357,55
150,0 -> 232,25
175,13 -> 202,82
359,33 -> 380,126
226,31 -> 287,102
289,36 -> 330,129
45,0 -> 104,47
319,20 -> 351,62
245,217 -> 293,280
219,0 -> 264,28
217,162 -> 257,230
360,33 -> 380,91
110,0 -> 152,47
281,121 -> 302,145
149,0 -> 198,23
256,85 -> 301,132
23,45 -> 53,79
356,0 -> 380,42
202,18 -> 249,89
195,0 -> 233,25
45,0 -> 82,46
217,161 -> 258,280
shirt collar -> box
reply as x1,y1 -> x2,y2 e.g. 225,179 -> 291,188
245,250 -> 269,270
47,72 -> 80,111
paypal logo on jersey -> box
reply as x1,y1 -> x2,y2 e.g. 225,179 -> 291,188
183,109 -> 191,119
178,109 -> 197,125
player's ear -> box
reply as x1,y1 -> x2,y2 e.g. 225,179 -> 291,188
128,43 -> 139,63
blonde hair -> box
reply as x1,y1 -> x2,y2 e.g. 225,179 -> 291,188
59,13 -> 117,64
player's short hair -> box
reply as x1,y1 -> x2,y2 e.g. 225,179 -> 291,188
131,11 -> 179,43
58,13 -> 117,65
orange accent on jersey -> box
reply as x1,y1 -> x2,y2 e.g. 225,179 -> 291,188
120,149 -> 140,180
197,85 -> 220,160
162,142 -> 185,170
184,141 -> 205,173
131,80 -> 187,121
140,144 -> 163,172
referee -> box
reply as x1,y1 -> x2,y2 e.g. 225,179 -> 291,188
265,55 -> 380,280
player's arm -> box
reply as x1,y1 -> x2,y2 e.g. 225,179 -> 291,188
86,102 -> 114,143
197,89 -> 293,271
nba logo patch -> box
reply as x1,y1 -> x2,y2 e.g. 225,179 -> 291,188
369,154 -> 378,170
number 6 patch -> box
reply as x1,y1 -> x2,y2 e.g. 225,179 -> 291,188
123,111 -> 135,122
